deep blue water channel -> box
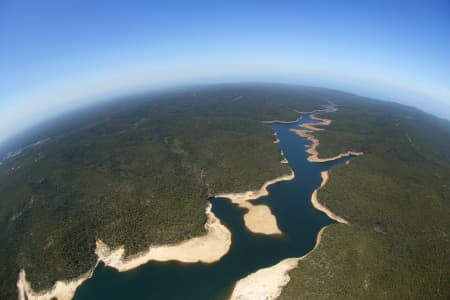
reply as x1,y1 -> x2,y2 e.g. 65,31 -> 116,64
74,111 -> 352,300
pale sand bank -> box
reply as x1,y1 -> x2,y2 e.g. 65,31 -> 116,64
229,227 -> 327,300
289,128 -> 363,163
217,171 -> 295,235
289,116 -> 354,224
310,114 -> 332,126
262,115 -> 302,124
293,108 -> 326,115
17,267 -> 96,300
15,124 -> 294,298
228,167 -> 342,300
15,109 -> 346,300
96,203 -> 231,271
309,151 -> 364,163
229,258 -> 300,300
230,111 -> 358,300
302,123 -> 325,131
243,205 -> 282,235
17,203 -> 231,299
312,171 -> 348,224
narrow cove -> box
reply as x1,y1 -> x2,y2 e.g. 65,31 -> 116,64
74,109 -> 355,300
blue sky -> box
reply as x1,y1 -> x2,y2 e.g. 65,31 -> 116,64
1,0 -> 449,144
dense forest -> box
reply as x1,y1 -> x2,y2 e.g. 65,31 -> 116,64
1,84 -> 448,299
0,84 -> 326,299
280,95 -> 450,299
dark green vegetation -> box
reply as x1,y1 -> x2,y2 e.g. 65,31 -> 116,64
0,84 -> 328,299
2,84 -> 449,299
280,97 -> 450,299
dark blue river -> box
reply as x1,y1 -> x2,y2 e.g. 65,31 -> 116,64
74,110 -> 352,300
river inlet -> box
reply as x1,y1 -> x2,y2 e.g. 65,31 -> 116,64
74,109 -> 353,300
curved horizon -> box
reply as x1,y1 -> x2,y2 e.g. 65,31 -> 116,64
1,0 -> 449,145
0,80 -> 447,153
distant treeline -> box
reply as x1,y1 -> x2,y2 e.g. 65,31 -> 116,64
1,83 -> 327,299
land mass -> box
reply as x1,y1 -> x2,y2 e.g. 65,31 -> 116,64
279,93 -> 450,299
1,84 -> 449,299
0,84 -> 323,299
229,113 -> 353,300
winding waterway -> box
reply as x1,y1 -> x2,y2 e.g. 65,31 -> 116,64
74,109 -> 353,300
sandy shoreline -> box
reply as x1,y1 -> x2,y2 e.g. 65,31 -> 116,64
227,165 -> 347,300
262,115 -> 302,124
311,171 -> 348,224
229,109 -> 358,300
217,171 -> 294,236
229,257 -> 300,300
17,203 -> 231,299
290,119 -> 363,163
17,266 -> 97,300
16,108 -> 355,300
96,203 -> 231,271
15,127 -> 294,298
229,227 -> 327,300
